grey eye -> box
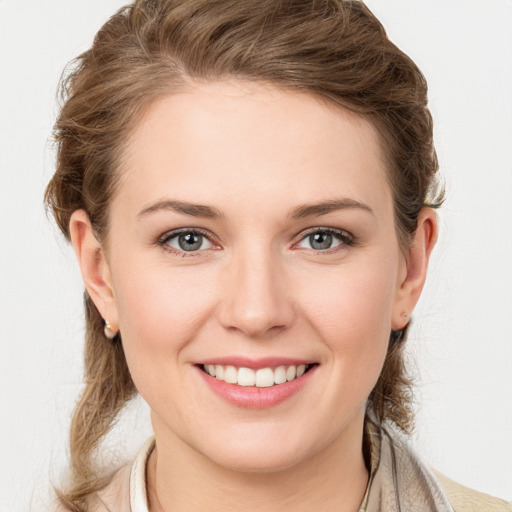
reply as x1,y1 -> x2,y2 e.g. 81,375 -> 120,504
309,232 -> 333,250
297,230 -> 348,251
167,232 -> 213,252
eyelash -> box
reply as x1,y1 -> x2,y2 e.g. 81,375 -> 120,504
157,228 -> 219,257
156,227 -> 356,256
293,227 -> 356,253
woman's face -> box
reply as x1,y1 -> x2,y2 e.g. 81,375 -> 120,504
82,81 -> 426,472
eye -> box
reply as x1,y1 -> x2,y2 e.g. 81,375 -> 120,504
160,229 -> 215,253
296,228 -> 353,251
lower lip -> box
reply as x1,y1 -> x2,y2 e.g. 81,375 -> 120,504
196,366 -> 317,409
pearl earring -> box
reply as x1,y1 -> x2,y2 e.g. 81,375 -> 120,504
104,320 -> 117,340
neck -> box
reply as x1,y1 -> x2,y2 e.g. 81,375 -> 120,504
147,417 -> 368,512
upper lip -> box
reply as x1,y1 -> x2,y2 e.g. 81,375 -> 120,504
197,356 -> 316,369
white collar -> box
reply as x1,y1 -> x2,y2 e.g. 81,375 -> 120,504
129,436 -> 155,512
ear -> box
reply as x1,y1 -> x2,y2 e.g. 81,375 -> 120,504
69,210 -> 119,333
391,208 -> 438,330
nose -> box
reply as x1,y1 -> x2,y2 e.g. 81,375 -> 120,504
216,246 -> 295,338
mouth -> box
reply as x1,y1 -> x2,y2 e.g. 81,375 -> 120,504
199,363 -> 317,388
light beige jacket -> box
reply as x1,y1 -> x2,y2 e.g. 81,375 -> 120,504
69,421 -> 512,512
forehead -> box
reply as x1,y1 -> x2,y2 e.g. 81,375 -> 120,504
116,81 -> 392,219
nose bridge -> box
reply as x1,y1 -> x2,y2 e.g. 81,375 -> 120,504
218,240 -> 294,337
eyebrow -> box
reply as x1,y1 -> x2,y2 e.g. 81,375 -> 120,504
137,200 -> 224,219
137,197 -> 373,220
290,198 -> 374,219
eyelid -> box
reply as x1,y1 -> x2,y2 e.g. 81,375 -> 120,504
155,226 -> 354,255
292,226 -> 355,250
157,227 -> 220,255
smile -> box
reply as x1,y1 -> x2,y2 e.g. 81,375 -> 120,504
196,358 -> 318,408
201,364 -> 313,387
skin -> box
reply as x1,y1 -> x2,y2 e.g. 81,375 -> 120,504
70,81 -> 437,512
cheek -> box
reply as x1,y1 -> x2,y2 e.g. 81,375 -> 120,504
110,258 -> 216,373
298,256 -> 398,382
303,258 -> 396,335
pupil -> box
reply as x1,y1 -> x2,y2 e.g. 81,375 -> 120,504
310,232 -> 332,250
178,233 -> 202,251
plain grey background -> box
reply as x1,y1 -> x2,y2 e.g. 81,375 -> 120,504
1,0 -> 511,510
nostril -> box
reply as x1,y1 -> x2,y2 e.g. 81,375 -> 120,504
217,300 -> 295,339
215,261 -> 296,337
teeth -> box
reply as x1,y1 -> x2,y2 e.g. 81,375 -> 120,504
255,368 -> 274,387
203,363 -> 312,387
215,365 -> 224,380
238,367 -> 255,386
274,366 -> 287,384
224,365 -> 238,384
286,365 -> 296,381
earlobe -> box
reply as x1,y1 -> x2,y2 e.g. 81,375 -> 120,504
69,210 -> 119,332
392,208 -> 438,330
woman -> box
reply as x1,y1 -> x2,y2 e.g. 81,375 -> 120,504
44,0 -> 510,511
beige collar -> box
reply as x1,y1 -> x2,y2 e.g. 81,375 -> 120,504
359,417 -> 453,511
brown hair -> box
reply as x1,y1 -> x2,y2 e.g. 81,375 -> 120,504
45,0 -> 442,509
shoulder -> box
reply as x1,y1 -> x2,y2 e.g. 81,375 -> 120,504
373,418 -> 511,512
432,470 -> 512,512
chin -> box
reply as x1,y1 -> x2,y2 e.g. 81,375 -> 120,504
194,424 -> 325,474
208,444 -> 309,474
